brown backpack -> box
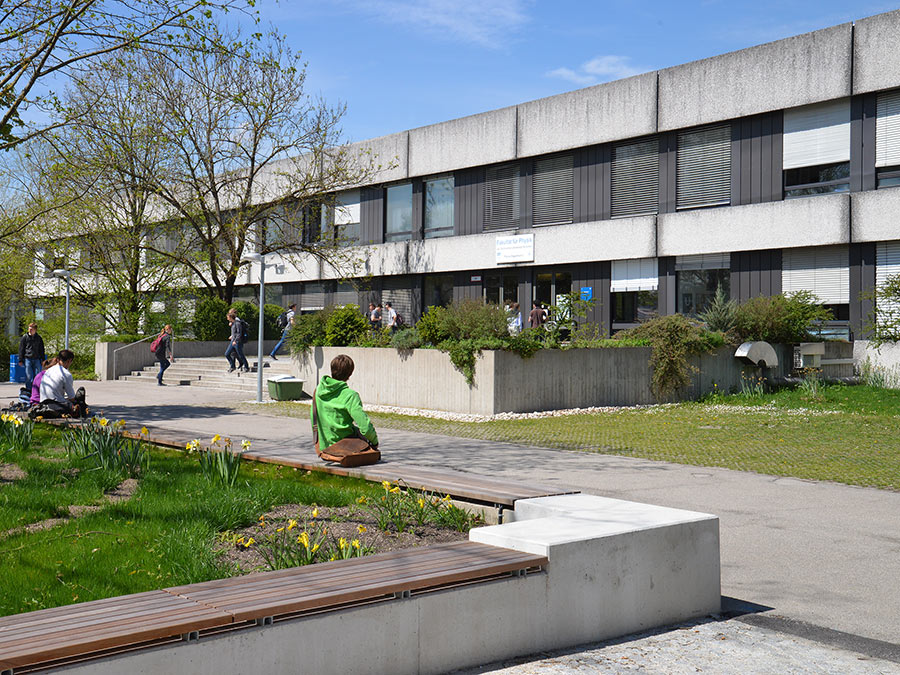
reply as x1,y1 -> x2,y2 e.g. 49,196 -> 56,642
311,389 -> 381,468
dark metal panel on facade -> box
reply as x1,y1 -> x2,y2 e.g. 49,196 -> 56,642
454,168 -> 484,236
658,134 -> 677,214
731,112 -> 783,206
572,261 -> 611,337
360,187 -> 384,245
574,147 -> 605,222
454,271 -> 482,302
520,160 -> 533,229
849,242 -> 876,337
657,257 -> 676,315
851,94 -> 878,193
411,180 -> 424,240
730,249 -> 783,302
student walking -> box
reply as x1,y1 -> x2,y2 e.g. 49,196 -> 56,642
18,322 -> 46,391
529,301 -> 547,328
270,303 -> 296,360
153,325 -> 174,386
369,302 -> 382,333
384,302 -> 399,334
225,309 -> 250,373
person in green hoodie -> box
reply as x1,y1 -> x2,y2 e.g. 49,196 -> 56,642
313,354 -> 378,450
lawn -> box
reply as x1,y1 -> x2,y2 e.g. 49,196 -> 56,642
0,424 -> 387,617
245,384 -> 900,491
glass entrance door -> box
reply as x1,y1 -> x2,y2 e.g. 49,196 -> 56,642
534,271 -> 572,308
484,272 -> 519,307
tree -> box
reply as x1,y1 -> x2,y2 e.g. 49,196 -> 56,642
129,28 -> 378,304
0,0 -> 253,152
866,273 -> 900,346
18,55 -> 191,334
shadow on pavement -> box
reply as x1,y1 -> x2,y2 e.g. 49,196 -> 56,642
93,403 -> 236,423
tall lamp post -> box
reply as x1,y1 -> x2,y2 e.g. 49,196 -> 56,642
241,253 -> 267,403
52,269 -> 72,350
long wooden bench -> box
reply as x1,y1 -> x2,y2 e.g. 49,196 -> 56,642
0,542 -> 546,673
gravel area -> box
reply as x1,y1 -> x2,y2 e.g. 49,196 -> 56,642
453,618 -> 899,674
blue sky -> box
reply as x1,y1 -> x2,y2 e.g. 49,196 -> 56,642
244,1 -> 899,144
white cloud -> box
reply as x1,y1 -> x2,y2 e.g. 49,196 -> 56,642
343,0 -> 531,48
548,55 -> 647,87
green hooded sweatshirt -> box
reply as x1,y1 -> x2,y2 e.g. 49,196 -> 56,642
313,375 -> 378,449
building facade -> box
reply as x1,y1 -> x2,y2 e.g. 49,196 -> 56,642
88,12 -> 900,337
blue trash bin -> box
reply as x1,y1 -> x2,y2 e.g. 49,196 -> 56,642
9,355 -> 26,383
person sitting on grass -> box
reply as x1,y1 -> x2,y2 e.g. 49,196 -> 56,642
38,349 -> 87,416
30,358 -> 56,407
312,354 -> 378,451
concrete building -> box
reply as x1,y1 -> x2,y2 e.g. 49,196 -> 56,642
237,8 -> 899,339
26,10 -> 900,342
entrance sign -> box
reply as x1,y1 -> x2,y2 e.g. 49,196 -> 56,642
580,287 -> 593,301
496,234 -> 534,264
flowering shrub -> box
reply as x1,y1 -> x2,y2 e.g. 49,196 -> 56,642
358,480 -> 481,533
187,434 -> 248,487
252,510 -> 372,570
0,413 -> 33,455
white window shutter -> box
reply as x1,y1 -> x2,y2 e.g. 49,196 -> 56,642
782,246 -> 849,304
334,189 -> 360,226
876,242 -> 900,324
611,258 -> 658,292
876,90 -> 900,168
675,253 -> 731,271
783,99 -> 850,169
611,139 -> 659,218
533,154 -> 573,226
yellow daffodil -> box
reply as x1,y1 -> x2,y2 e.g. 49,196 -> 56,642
140,426 -> 149,436
241,439 -> 252,451
287,519 -> 297,531
98,418 -> 109,427
417,498 -> 425,509
338,537 -> 347,549
298,532 -> 310,548
276,527 -> 284,533
357,525 -> 366,534
389,486 -> 401,494
211,434 -> 221,444
114,420 -> 126,428
442,494 -> 452,502
311,508 -> 319,518
381,480 -> 391,489
243,537 -> 254,548
351,539 -> 360,550
356,496 -> 367,505
258,514 -> 265,521
311,543 -> 320,553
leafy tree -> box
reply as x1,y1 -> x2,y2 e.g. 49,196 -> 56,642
0,0 -> 253,153
325,304 -> 368,346
733,292 -> 832,344
193,295 -> 229,340
865,273 -> 900,346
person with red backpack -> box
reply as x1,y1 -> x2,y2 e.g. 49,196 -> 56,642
151,325 -> 174,386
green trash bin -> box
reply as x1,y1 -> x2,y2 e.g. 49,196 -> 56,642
267,376 -> 305,401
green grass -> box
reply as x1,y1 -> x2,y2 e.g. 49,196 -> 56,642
0,425 -> 383,617
243,385 -> 900,491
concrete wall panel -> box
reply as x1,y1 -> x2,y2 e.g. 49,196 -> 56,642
657,196 -> 850,257
853,9 -> 900,95
408,107 -> 517,177
850,189 -> 900,243
517,73 -> 658,157
658,23 -> 852,131
347,131 -> 409,185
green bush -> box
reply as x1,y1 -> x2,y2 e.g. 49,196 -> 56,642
287,310 -> 329,352
616,315 -> 725,399
263,303 -> 283,340
325,304 -> 368,346
389,328 -> 422,350
193,296 -> 230,341
230,301 -> 259,339
733,292 -> 833,344
439,337 -> 505,384
699,286 -> 738,335
442,300 -> 509,341
416,306 -> 451,346
503,328 -> 544,359
355,326 -> 392,348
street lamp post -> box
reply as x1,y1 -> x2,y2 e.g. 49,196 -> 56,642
52,269 -> 72,350
241,253 -> 267,403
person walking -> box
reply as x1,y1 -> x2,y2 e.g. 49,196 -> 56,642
18,322 -> 45,391
154,325 -> 174,386
507,302 -> 522,335
270,303 -> 296,360
529,301 -> 547,328
369,302 -> 382,333
384,301 -> 398,334
225,309 -> 250,373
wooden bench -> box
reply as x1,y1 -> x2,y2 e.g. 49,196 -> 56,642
0,542 -> 546,673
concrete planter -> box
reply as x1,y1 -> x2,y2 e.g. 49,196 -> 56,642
293,344 -> 792,415
96,339 -> 280,381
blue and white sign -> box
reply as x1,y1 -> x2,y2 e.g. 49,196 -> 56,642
580,287 -> 593,301
495,233 -> 534,264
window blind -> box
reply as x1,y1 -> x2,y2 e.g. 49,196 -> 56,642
300,283 -> 326,311
484,164 -> 520,231
610,258 -> 658,292
876,90 -> 900,168
675,253 -> 731,271
611,139 -> 658,218
783,99 -> 850,170
676,125 -> 731,210
782,246 -> 849,304
333,282 -> 358,307
876,242 -> 900,323
533,154 -> 573,226
382,277 -> 414,320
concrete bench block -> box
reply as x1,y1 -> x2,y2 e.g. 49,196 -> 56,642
471,494 -> 721,646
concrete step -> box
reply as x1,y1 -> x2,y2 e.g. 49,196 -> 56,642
119,375 -> 195,386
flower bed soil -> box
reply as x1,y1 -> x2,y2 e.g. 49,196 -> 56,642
216,504 -> 470,573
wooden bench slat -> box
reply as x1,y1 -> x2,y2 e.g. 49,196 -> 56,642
0,591 -> 167,628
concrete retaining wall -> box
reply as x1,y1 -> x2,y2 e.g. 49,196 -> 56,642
854,340 -> 900,388
60,494 -> 720,675
96,340 -> 279,381
293,344 -> 792,415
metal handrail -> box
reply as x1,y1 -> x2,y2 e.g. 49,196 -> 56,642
111,334 -> 174,381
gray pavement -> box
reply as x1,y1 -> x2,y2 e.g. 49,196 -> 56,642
4,378 -> 899,669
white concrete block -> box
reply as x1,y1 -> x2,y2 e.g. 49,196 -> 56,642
850,189 -> 900,244
853,9 -> 900,95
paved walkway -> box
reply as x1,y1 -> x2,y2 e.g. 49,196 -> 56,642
4,379 -> 899,668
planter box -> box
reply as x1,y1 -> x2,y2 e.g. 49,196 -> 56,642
293,345 -> 792,416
